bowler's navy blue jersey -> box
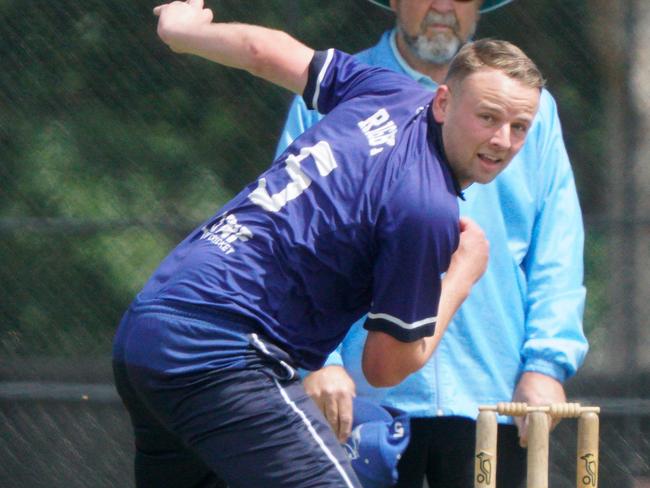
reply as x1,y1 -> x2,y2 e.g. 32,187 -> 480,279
138,49 -> 461,370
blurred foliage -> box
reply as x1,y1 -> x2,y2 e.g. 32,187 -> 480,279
582,229 -> 608,339
0,0 -> 607,356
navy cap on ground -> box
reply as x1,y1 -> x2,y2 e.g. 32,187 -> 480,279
342,398 -> 411,488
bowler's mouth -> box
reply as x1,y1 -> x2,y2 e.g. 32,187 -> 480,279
478,153 -> 504,166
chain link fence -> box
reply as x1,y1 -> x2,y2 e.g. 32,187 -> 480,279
1,0 -> 648,486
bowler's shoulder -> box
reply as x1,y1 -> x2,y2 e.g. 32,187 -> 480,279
327,47 -> 410,87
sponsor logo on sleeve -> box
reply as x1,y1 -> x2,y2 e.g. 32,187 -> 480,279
200,213 -> 252,255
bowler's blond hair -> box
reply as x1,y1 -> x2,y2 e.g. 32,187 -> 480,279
445,39 -> 545,90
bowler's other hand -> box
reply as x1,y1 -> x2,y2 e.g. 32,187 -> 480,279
448,217 -> 489,287
512,371 -> 567,447
153,0 -> 214,53
304,366 -> 356,442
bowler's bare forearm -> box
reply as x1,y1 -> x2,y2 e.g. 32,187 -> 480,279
155,2 -> 314,94
361,271 -> 473,387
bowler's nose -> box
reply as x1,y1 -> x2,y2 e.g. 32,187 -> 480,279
490,123 -> 512,150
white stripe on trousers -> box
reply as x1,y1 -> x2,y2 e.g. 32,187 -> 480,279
273,378 -> 357,488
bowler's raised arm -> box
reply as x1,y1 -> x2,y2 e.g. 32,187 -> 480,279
154,0 -> 314,94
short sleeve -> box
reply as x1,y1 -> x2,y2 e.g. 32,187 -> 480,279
303,49 -> 418,115
365,163 -> 459,342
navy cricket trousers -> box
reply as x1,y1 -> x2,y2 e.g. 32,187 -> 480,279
113,302 -> 361,488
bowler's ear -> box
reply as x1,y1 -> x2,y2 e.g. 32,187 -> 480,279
389,0 -> 397,11
432,85 -> 450,123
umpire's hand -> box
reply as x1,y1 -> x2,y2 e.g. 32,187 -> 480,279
304,365 -> 357,442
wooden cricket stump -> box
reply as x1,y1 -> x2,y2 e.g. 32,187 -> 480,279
474,402 -> 600,488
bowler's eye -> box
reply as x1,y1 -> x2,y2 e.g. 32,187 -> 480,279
512,123 -> 529,134
479,113 -> 494,123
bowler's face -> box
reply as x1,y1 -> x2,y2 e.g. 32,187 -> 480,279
433,68 -> 540,189
391,0 -> 481,63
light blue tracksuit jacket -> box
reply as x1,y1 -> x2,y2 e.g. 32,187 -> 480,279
275,30 -> 588,423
